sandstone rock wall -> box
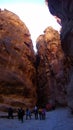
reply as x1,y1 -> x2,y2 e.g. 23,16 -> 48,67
0,9 -> 37,111
0,7 -> 72,111
36,27 -> 67,107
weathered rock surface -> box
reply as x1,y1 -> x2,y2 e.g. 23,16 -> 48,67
0,9 -> 37,111
36,27 -> 67,107
1,5 -> 73,111
46,0 -> 73,109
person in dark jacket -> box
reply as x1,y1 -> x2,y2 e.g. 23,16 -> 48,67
8,107 -> 13,119
34,106 -> 38,119
17,108 -> 24,123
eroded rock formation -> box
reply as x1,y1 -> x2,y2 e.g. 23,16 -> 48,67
36,27 -> 67,107
0,4 -> 73,111
46,0 -> 73,109
0,9 -> 37,111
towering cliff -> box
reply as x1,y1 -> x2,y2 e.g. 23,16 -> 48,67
36,27 -> 67,107
46,0 -> 73,110
0,9 -> 37,111
0,6 -> 73,111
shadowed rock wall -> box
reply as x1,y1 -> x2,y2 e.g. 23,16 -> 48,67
46,0 -> 73,109
36,27 -> 67,107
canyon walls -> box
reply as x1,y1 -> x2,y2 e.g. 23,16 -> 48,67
0,6 -> 73,111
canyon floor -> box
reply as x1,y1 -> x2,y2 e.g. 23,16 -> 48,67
0,107 -> 73,130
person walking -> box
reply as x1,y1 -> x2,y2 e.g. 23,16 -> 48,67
17,108 -> 24,123
42,108 -> 46,120
34,106 -> 38,119
25,108 -> 31,120
38,108 -> 42,120
8,107 -> 13,119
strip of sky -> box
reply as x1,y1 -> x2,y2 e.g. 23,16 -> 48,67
0,0 -> 44,4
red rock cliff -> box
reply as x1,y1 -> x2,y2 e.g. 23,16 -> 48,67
36,27 -> 67,107
0,9 -> 37,111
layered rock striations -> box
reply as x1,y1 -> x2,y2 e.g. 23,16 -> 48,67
0,9 -> 37,111
0,6 -> 72,111
36,27 -> 67,107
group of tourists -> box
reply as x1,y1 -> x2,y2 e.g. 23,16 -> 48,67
7,106 -> 46,122
34,106 -> 46,120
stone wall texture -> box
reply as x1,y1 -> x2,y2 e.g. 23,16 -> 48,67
0,9 -> 37,111
36,27 -> 67,107
46,0 -> 73,109
0,6 -> 73,111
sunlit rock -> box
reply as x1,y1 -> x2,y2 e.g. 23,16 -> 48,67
0,9 -> 37,111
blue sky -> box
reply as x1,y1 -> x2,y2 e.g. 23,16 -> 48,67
0,0 -> 61,51
0,0 -> 44,4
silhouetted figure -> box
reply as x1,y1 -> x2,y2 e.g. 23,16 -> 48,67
25,108 -> 31,120
38,108 -> 42,120
8,107 -> 13,119
17,108 -> 21,121
42,108 -> 46,120
34,106 -> 38,119
17,108 -> 24,123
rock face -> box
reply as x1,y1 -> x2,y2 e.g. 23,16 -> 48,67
0,9 -> 37,111
46,0 -> 73,109
1,4 -> 73,111
36,27 -> 67,107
